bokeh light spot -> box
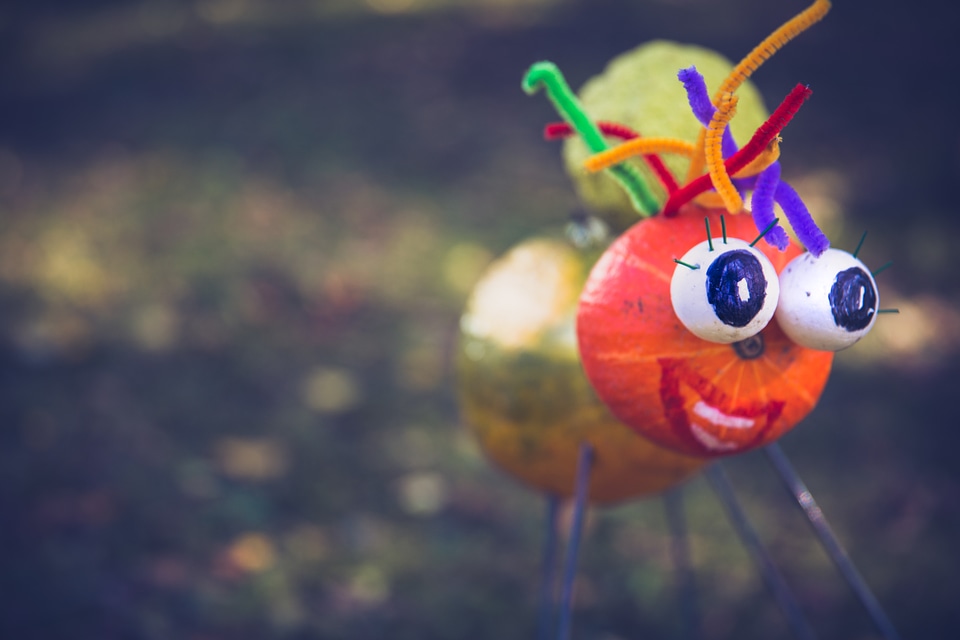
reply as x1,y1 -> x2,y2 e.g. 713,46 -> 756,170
228,533 -> 277,573
215,438 -> 288,481
397,471 -> 446,515
301,367 -> 362,413
442,242 -> 493,295
284,524 -> 330,563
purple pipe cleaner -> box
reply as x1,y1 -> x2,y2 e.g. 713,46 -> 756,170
678,67 -> 738,158
774,181 -> 829,257
751,164 -> 791,250
676,66 -> 830,255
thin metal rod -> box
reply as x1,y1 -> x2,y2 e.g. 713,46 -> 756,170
537,494 -> 561,640
705,464 -> 818,640
556,443 -> 594,640
764,443 -> 901,640
664,487 -> 699,640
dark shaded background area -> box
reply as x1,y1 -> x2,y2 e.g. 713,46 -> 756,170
1,1 -> 958,638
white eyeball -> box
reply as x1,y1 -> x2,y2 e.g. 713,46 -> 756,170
670,238 -> 780,344
775,248 -> 878,351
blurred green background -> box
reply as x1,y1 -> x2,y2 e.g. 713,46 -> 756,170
1,0 -> 958,638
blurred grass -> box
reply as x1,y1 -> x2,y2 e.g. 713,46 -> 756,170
1,0 -> 959,639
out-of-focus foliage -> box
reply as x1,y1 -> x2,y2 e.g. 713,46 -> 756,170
1,1 -> 959,639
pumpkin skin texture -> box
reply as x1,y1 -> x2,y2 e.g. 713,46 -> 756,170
577,208 -> 834,458
457,235 -> 707,505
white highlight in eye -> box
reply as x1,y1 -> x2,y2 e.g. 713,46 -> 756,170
738,278 -> 750,302
693,401 -> 755,429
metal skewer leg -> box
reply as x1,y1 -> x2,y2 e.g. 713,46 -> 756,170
764,442 -> 901,640
705,463 -> 818,640
664,486 -> 699,640
537,494 -> 560,640
556,443 -> 594,640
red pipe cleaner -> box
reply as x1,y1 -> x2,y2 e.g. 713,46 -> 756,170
662,83 -> 813,217
544,121 -> 680,194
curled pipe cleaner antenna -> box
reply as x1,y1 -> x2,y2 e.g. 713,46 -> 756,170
663,83 -> 812,217
705,92 -> 742,213
545,121 -> 680,194
695,174 -> 759,211
665,81 -> 829,255
686,0 -> 832,182
775,180 -> 830,256
678,67 -> 738,158
738,138 -> 781,176
543,121 -> 580,141
584,138 -> 695,171
750,163 -> 791,250
738,85 -> 811,166
523,62 -> 659,216
678,67 -> 714,124
585,136 -> 778,179
714,0 -> 832,103
545,121 -> 636,142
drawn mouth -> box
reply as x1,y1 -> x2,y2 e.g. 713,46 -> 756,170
658,356 -> 785,454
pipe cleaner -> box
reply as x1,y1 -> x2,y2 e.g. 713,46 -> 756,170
545,122 -> 679,194
522,62 -> 659,216
685,0 -> 832,183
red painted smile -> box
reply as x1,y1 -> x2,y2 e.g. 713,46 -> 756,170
659,356 -> 785,454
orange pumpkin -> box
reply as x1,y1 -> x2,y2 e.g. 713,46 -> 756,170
577,207 -> 834,457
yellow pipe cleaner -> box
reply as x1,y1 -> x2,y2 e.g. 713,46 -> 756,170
583,138 -> 695,173
705,92 -> 742,213
736,137 -> 781,177
584,136 -> 780,178
714,0 -> 831,103
690,137 -> 782,208
685,0 -> 832,183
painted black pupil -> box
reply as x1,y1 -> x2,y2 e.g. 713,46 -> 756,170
829,267 -> 877,331
706,250 -> 767,327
